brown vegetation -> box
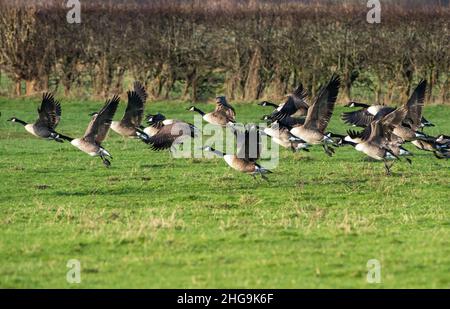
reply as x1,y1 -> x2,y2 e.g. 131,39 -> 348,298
0,0 -> 448,103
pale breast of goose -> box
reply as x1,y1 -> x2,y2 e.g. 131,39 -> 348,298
110,121 -> 136,137
290,127 -> 324,144
355,142 -> 385,161
203,112 -> 228,126
25,124 -> 51,138
264,127 -> 292,148
143,126 -> 160,137
223,155 -> 255,173
70,138 -> 99,156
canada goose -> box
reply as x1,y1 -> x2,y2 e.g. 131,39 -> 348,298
263,117 -> 308,152
146,121 -> 198,151
342,84 -> 433,129
59,96 -> 120,167
188,96 -> 236,126
391,80 -> 427,141
411,134 -> 450,154
345,107 -> 409,175
110,81 -> 149,141
7,93 -> 66,143
259,84 -> 310,118
434,149 -> 450,159
287,74 -> 341,156
203,124 -> 271,180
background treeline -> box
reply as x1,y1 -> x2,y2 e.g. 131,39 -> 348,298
0,0 -> 449,104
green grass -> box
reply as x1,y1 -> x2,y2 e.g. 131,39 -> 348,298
0,97 -> 449,288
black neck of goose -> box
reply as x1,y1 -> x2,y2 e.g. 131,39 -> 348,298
265,101 -> 279,108
193,107 -> 205,116
14,118 -> 27,126
353,102 -> 370,108
58,134 -> 74,142
340,140 -> 357,147
209,147 -> 224,157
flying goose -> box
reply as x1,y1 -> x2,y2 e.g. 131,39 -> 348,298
59,96 -> 120,167
390,80 -> 428,141
145,120 -> 198,151
188,96 -> 236,126
8,93 -> 65,143
110,81 -> 149,142
411,134 -> 450,155
287,74 -> 341,156
263,118 -> 309,152
342,81 -> 433,130
345,107 -> 410,175
259,84 -> 310,118
203,124 -> 271,180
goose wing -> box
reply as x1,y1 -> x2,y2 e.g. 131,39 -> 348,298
270,84 -> 309,120
84,95 -> 120,145
36,93 -> 62,129
147,122 -> 196,150
341,109 -> 374,127
121,90 -> 145,128
403,79 -> 426,131
368,106 -> 407,144
133,81 -> 148,104
303,74 -> 340,133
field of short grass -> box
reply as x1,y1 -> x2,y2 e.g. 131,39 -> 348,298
0,97 -> 449,288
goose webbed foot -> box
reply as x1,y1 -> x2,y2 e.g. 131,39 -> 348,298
100,155 -> 111,168
323,144 -> 334,157
384,160 -> 393,176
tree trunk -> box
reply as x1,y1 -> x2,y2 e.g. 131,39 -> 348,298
244,47 -> 262,100
15,80 -> 22,96
25,80 -> 36,96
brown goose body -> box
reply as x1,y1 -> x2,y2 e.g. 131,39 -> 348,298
289,127 -> 325,145
392,126 -> 416,141
110,81 -> 147,138
223,154 -> 259,173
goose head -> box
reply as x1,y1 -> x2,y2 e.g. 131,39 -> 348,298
146,113 -> 166,124
215,96 -> 226,104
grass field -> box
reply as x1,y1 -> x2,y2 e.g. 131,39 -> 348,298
0,97 -> 449,288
